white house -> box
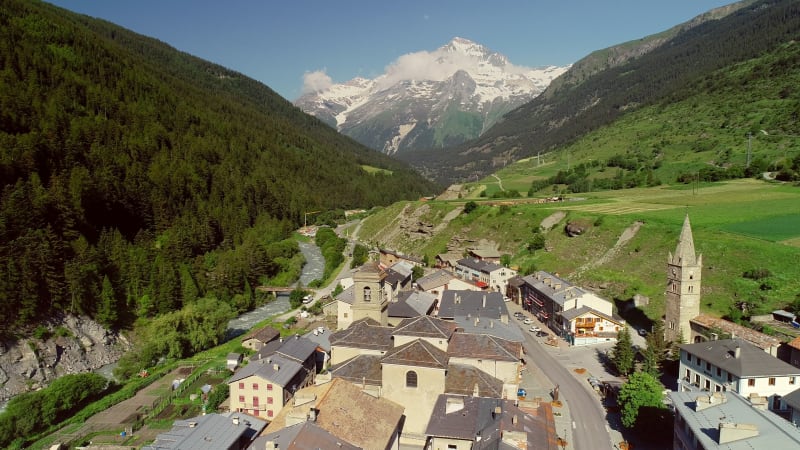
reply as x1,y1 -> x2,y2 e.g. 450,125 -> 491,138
678,338 -> 800,411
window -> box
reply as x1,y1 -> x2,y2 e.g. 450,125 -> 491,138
267,410 -> 274,418
696,358 -> 702,367
748,379 -> 755,387
363,286 -> 371,302
716,367 -> 721,377
715,384 -> 721,392
685,369 -> 690,380
687,354 -> 692,363
267,397 -> 273,404
769,377 -> 776,386
727,373 -> 732,383
239,382 -> 244,390
791,377 -> 796,385
253,396 -> 259,407
343,312 -> 348,318
238,395 -> 245,403
688,285 -> 693,293
704,379 -> 710,390
252,383 -> 258,390
448,445 -> 457,450
267,384 -> 273,391
705,362 -> 711,371
406,371 -> 418,388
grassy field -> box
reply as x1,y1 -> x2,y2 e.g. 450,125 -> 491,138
360,179 -> 800,324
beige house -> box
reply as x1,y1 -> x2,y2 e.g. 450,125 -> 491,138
446,333 -> 522,399
241,325 -> 280,351
329,318 -> 393,366
561,306 -> 625,346
228,354 -> 310,420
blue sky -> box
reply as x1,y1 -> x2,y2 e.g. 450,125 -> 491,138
48,0 -> 736,101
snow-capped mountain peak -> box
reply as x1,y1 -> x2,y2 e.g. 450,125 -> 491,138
295,38 -> 569,155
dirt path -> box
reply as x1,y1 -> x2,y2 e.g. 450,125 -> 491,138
571,220 -> 644,279
539,211 -> 566,231
491,174 -> 504,192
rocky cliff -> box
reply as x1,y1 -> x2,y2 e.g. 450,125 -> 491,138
0,315 -> 131,404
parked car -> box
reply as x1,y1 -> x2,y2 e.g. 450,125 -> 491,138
523,318 -> 533,325
528,326 -> 541,332
638,328 -> 648,336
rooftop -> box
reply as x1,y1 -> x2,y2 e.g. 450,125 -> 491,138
228,354 -> 304,387
448,333 -> 521,362
680,338 -> 800,378
388,291 -> 436,318
329,318 -> 393,352
143,412 -> 266,450
416,269 -> 456,291
444,364 -> 503,398
560,305 -> 625,324
274,335 -> 318,364
382,338 -> 449,369
456,258 -> 504,273
438,290 -> 509,320
251,421 -> 360,450
242,325 -> 280,344
691,314 -> 781,351
392,315 -> 458,340
330,354 -> 382,386
669,390 -> 800,449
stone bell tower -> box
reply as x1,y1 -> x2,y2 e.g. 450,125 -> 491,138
665,214 -> 702,344
351,261 -> 389,326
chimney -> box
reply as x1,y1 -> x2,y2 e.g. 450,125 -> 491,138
308,408 -> 317,422
718,422 -> 759,444
273,363 -> 280,371
446,397 -> 465,414
490,320 -> 494,328
232,416 -> 240,426
483,295 -> 486,308
475,317 -> 479,326
734,345 -> 741,359
512,415 -> 518,425
473,383 -> 480,397
500,313 -> 508,324
264,440 -> 277,449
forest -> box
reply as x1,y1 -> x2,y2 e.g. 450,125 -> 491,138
0,0 -> 438,337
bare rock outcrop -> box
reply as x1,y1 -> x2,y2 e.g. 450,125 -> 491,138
0,315 -> 131,404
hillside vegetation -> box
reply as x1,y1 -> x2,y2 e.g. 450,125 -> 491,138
402,0 -> 800,184
362,180 -> 800,330
0,0 -> 437,336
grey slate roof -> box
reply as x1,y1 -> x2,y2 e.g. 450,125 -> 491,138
452,315 -> 524,343
330,354 -> 383,386
335,284 -> 355,305
784,386 -> 800,410
381,338 -> 448,369
522,271 -> 589,307
329,318 -> 393,351
253,339 -> 283,361
143,412 -> 266,450
669,390 -> 800,449
392,315 -> 457,340
681,338 -> 800,378
242,325 -> 280,345
388,291 -> 436,318
416,269 -> 456,291
457,258 -> 503,274
302,326 -> 332,352
251,421 -> 361,450
275,335 -> 318,363
438,290 -> 509,320
228,353 -> 304,387
444,363 -> 503,398
447,333 -> 521,362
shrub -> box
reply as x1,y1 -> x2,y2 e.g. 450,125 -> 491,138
743,268 -> 771,280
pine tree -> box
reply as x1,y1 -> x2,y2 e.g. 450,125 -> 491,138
613,327 -> 635,376
96,275 -> 117,328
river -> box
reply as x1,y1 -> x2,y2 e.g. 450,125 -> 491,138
91,240 -> 325,383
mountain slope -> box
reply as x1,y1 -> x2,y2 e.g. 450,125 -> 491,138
401,0 -> 799,184
295,37 -> 568,155
0,0 -> 438,334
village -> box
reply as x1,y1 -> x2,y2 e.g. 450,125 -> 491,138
133,215 -> 800,450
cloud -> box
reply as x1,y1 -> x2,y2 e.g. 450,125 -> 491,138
301,69 -> 333,95
377,50 -> 472,90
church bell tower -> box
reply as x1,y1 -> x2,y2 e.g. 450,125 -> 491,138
665,214 -> 702,343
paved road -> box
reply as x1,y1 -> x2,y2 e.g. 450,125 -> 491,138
507,301 -> 615,450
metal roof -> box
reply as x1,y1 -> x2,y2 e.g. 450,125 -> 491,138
143,412 -> 266,450
680,338 -> 800,378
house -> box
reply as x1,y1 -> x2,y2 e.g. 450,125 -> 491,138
785,387 -> 800,427
392,315 -> 458,351
677,338 -> 800,411
520,271 -> 616,343
425,395 -> 558,450
415,269 -> 480,305
505,275 -> 525,305
142,412 -> 266,450
379,248 -> 423,268
454,258 -> 517,292
434,252 -> 462,269
227,353 -> 243,372
251,421 -> 359,450
669,390 -> 800,450
227,354 -> 312,420
271,335 -> 319,379
383,261 -> 415,294
466,246 -> 502,264
260,378 -> 405,450
241,326 -> 280,351
560,306 -> 625,346
387,290 -> 437,326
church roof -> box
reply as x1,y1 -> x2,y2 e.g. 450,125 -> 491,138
444,363 -> 504,398
381,339 -> 448,369
329,318 -> 393,351
447,333 -> 521,362
393,315 -> 458,340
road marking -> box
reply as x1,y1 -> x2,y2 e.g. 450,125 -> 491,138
572,421 -> 576,429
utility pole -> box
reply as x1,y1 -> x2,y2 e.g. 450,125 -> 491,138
746,132 -> 752,168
